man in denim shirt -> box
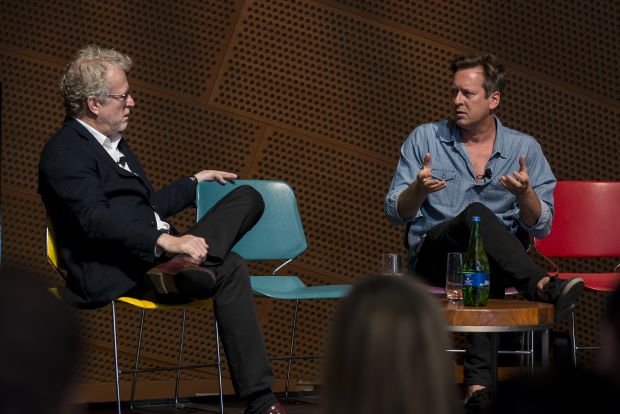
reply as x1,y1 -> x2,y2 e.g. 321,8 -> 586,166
385,54 -> 584,409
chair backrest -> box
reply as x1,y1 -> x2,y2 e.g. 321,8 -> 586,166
534,181 -> 620,258
196,180 -> 308,261
46,218 -> 67,277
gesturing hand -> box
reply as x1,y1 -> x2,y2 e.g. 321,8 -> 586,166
415,152 -> 447,193
499,155 -> 530,196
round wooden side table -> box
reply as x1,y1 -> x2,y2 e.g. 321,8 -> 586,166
441,298 -> 554,394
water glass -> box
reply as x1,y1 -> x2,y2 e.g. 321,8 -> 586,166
380,253 -> 404,276
446,252 -> 463,301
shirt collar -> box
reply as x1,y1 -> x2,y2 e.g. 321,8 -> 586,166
440,116 -> 508,159
491,116 -> 508,159
73,117 -> 122,151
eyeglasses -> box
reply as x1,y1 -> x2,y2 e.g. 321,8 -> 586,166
106,91 -> 132,103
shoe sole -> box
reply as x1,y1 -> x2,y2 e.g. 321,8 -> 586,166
145,271 -> 178,295
554,277 -> 584,322
146,267 -> 217,296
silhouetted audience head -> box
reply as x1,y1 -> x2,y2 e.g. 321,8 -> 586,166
324,274 -> 458,414
0,265 -> 80,414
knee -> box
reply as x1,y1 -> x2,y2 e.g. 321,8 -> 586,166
223,251 -> 249,278
226,251 -> 245,266
236,185 -> 265,214
465,202 -> 495,221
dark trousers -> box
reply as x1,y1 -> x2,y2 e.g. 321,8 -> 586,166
412,203 -> 548,387
136,186 -> 274,398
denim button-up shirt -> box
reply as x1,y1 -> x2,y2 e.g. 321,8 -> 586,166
384,118 -> 556,250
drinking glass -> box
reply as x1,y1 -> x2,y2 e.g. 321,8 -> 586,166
380,253 -> 404,276
446,252 -> 463,301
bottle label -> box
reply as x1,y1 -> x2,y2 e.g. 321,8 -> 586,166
463,272 -> 490,288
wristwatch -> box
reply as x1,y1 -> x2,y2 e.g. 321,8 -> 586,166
188,175 -> 198,185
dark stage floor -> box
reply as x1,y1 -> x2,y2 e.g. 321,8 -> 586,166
78,395 -> 322,414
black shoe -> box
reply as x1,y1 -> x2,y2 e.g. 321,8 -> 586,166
540,277 -> 584,322
465,388 -> 492,413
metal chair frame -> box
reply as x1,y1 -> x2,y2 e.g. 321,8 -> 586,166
46,221 -> 224,414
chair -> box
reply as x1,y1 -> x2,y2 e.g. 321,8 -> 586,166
196,180 -> 352,397
533,181 -> 620,366
46,220 -> 224,414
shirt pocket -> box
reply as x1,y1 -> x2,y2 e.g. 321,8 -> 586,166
427,168 -> 459,207
480,182 -> 517,216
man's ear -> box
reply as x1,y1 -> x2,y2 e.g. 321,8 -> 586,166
86,96 -> 101,115
488,90 -> 501,111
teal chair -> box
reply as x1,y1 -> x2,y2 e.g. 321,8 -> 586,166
196,180 -> 352,396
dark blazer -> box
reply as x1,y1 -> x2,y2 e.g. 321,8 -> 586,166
38,117 -> 196,307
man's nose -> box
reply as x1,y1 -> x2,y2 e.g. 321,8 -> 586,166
126,94 -> 136,107
453,91 -> 463,105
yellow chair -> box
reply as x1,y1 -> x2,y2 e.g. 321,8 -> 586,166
46,221 -> 224,414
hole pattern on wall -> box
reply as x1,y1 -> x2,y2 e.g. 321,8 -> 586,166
124,90 -> 264,190
0,54 -> 66,192
0,194 -> 52,278
329,0 -> 620,102
500,75 -> 619,181
213,0 -> 455,159
0,0 -> 239,97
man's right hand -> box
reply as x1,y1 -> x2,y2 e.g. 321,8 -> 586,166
156,233 -> 208,264
397,152 -> 446,219
415,152 -> 446,193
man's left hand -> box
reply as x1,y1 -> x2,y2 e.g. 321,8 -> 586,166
194,170 -> 238,184
499,155 -> 530,196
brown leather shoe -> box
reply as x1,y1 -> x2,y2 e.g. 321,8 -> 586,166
146,256 -> 216,295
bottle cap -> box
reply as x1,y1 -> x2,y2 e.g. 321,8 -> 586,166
472,216 -> 481,222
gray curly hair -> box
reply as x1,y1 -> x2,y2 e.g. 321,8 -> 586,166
59,45 -> 132,116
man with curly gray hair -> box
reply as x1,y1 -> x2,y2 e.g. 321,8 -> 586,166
39,45 -> 288,414
59,46 -> 133,117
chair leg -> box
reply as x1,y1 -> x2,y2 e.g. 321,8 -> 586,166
215,320 -> 224,414
285,300 -> 300,399
129,309 -> 146,410
174,308 -> 188,407
111,302 -> 122,414
519,332 -> 530,375
541,329 -> 550,370
570,310 -> 578,367
528,330 -> 535,373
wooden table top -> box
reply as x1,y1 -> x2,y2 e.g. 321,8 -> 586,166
441,298 -> 554,329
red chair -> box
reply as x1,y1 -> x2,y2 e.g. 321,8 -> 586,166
533,181 -> 620,365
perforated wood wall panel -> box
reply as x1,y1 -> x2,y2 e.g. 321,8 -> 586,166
1,0 -> 618,402
326,0 -> 619,103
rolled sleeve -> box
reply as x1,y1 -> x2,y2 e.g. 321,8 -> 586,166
385,187 -> 406,224
385,128 -> 426,224
516,140 -> 556,239
520,200 -> 553,239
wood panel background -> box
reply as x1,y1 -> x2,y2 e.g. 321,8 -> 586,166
0,0 -> 618,403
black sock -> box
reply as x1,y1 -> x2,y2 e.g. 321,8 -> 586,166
245,389 -> 278,414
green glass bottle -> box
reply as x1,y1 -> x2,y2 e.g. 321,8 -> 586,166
462,215 -> 490,306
